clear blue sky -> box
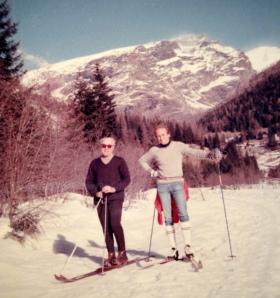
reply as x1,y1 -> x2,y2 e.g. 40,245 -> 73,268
10,0 -> 280,68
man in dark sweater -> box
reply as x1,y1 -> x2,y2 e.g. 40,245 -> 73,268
86,136 -> 130,266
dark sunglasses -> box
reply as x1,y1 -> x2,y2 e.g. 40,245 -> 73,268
101,144 -> 113,149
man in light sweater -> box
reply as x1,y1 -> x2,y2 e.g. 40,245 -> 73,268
139,123 -> 216,260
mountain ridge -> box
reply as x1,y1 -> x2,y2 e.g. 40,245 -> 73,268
23,34 -> 256,118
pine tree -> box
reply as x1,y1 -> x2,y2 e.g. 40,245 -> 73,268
213,133 -> 220,148
173,123 -> 182,141
70,63 -> 117,144
182,123 -> 194,143
0,0 -> 24,80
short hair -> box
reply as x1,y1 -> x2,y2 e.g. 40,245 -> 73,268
99,136 -> 116,146
155,122 -> 170,134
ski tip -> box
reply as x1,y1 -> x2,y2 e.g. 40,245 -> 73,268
54,274 -> 65,281
191,259 -> 203,272
55,274 -> 73,282
197,260 -> 203,271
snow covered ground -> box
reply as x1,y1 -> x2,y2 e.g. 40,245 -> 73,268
1,183 -> 280,298
238,139 -> 280,176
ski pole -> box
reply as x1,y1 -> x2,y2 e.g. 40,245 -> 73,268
58,243 -> 78,275
198,187 -> 206,201
57,196 -> 104,275
94,196 -> 103,210
147,206 -> 156,261
101,195 -> 108,274
216,161 -> 236,259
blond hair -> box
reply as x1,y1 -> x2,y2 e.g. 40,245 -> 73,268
155,122 -> 170,134
99,136 -> 116,146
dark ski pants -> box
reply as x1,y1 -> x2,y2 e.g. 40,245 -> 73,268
97,199 -> 125,253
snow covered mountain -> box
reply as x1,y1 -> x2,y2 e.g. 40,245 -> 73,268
246,46 -> 280,73
23,35 -> 255,118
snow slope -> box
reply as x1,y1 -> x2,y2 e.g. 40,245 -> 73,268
1,184 -> 280,298
246,46 -> 280,72
238,139 -> 280,176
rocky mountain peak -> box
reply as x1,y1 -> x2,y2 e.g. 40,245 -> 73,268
23,35 -> 255,119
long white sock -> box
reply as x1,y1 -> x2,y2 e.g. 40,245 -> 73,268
181,221 -> 191,246
165,225 -> 177,248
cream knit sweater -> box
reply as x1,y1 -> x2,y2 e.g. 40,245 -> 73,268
139,141 -> 209,183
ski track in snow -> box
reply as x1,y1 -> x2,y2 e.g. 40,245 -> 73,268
0,184 -> 280,298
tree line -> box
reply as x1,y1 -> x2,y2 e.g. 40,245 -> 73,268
199,61 -> 280,148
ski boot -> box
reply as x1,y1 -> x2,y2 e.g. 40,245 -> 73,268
104,252 -> 117,267
117,250 -> 128,265
168,247 -> 179,260
184,245 -> 194,260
